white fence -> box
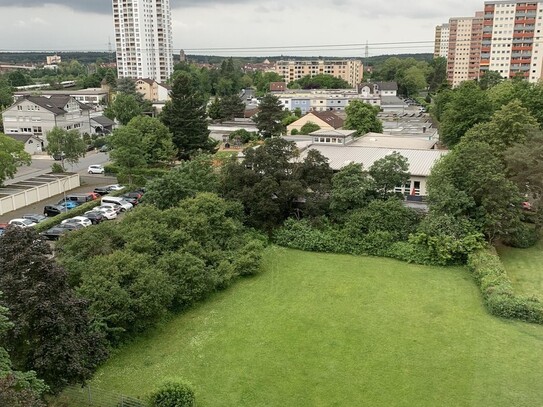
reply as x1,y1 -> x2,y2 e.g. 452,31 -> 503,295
0,173 -> 80,215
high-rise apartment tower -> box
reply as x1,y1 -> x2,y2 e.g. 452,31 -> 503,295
112,0 -> 174,82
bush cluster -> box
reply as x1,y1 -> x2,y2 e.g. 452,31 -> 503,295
502,222 -> 539,248
148,381 -> 195,407
467,249 -> 543,324
56,193 -> 266,345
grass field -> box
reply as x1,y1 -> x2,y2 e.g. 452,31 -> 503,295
497,238 -> 543,300
87,247 -> 543,407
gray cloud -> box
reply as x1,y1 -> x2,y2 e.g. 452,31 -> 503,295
0,0 -> 477,19
0,0 -> 254,14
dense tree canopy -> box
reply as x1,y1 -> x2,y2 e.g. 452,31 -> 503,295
254,93 -> 287,138
45,127 -> 87,171
0,227 -> 107,391
438,81 -> 493,147
0,133 -> 31,186
344,101 -> 383,135
289,74 -> 351,90
161,73 -> 217,159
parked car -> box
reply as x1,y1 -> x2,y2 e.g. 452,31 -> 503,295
106,184 -> 125,192
88,207 -> 117,220
98,202 -> 123,214
93,186 -> 110,196
82,211 -> 104,225
61,216 -> 92,228
41,223 -> 83,240
87,192 -> 101,200
56,200 -> 79,209
0,223 -> 8,236
88,165 -> 105,174
44,204 -> 67,217
63,193 -> 95,204
9,218 -> 37,228
124,191 -> 144,201
121,196 -> 139,206
99,145 -> 109,153
52,153 -> 65,161
101,197 -> 133,212
22,214 -> 47,223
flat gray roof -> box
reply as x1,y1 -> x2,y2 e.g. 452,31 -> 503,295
298,145 -> 447,176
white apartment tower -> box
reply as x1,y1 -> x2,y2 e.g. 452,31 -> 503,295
481,1 -> 543,82
112,0 -> 174,83
434,24 -> 450,58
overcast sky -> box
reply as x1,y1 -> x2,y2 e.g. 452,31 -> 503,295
0,0 -> 484,57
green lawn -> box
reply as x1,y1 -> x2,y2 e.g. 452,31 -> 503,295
497,238 -> 543,300
87,247 -> 543,407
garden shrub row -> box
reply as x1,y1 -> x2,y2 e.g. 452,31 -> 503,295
273,218 -> 477,266
467,248 -> 543,324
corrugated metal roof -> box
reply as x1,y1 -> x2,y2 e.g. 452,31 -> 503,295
350,135 -> 437,150
299,145 -> 448,176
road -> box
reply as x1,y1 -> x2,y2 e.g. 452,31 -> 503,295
7,151 -> 110,185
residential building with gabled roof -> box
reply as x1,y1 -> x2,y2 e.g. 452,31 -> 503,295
1,95 -> 93,149
287,111 -> 345,135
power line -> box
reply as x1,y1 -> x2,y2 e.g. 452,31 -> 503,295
0,40 -> 436,54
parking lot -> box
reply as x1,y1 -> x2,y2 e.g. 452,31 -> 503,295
0,175 -> 117,224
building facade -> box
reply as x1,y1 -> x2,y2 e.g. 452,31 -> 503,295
112,0 -> 174,83
480,1 -> 543,81
440,1 -> 543,85
447,13 -> 484,87
272,60 -> 364,88
434,24 -> 451,58
2,96 -> 93,148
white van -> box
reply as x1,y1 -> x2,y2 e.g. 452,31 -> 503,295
101,197 -> 133,212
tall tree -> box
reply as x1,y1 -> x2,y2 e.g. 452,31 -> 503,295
143,154 -> 218,210
0,297 -> 48,407
329,163 -> 373,216
344,100 -> 383,135
0,133 -> 31,186
45,127 -> 87,171
105,93 -> 143,126
254,93 -> 286,138
124,116 -> 177,165
461,99 -> 538,153
427,57 -> 447,92
478,70 -> 503,90
219,94 -> 245,120
161,73 -> 217,159
427,141 -> 522,242
0,227 -> 107,391
439,81 -> 493,147
108,127 -> 147,184
0,76 -> 13,109
505,133 -> 543,230
368,152 -> 410,200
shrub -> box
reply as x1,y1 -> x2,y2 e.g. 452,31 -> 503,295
300,121 -> 321,135
502,223 -> 539,248
343,199 -> 420,241
290,128 -> 299,135
409,214 -> 485,265
467,248 -> 543,324
274,219 -> 353,254
148,381 -> 195,407
51,163 -> 64,173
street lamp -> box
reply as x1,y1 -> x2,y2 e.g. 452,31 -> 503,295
61,177 -> 69,213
